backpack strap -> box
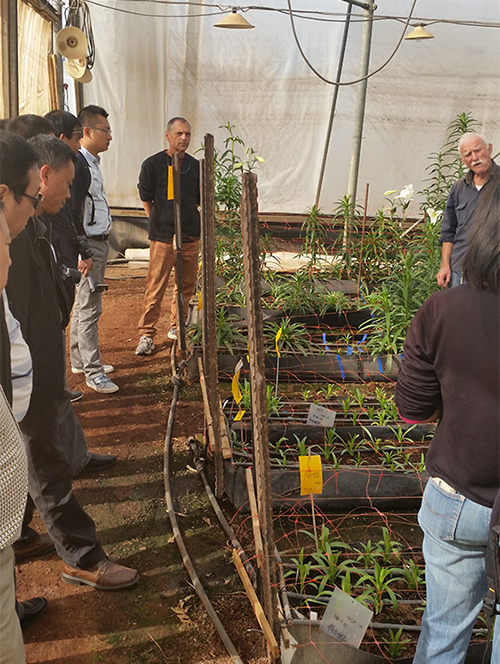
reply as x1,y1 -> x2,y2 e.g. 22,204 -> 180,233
78,151 -> 96,227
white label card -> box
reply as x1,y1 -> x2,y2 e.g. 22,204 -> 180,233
319,588 -> 373,649
306,403 -> 337,428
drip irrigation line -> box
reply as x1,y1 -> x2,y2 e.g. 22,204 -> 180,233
187,437 -> 256,582
163,343 -> 244,664
290,619 -> 486,634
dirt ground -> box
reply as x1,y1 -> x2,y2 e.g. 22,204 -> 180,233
16,266 -> 267,664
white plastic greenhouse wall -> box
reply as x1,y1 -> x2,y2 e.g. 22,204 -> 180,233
76,0 -> 500,215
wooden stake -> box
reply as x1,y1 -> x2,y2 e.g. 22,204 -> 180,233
232,550 -> 280,661
241,173 -> 280,660
172,153 -> 186,354
200,141 -> 224,494
245,468 -> 264,567
198,358 -> 216,451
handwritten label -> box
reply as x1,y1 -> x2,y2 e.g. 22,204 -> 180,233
320,588 -> 373,649
306,403 -> 336,428
299,455 -> 323,495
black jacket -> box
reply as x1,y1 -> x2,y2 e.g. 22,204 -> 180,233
137,151 -> 200,242
6,217 -> 71,399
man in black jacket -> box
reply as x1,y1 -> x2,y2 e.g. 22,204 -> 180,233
135,117 -> 200,355
6,134 -> 138,590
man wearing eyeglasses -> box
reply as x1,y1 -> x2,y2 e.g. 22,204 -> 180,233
6,133 -> 139,592
69,105 -> 119,394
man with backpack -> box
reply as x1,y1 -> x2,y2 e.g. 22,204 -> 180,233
70,105 -> 119,394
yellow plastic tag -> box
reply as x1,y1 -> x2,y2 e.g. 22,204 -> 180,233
299,455 -> 323,495
275,327 -> 283,358
234,410 -> 246,422
197,292 -> 203,310
232,359 -> 243,405
167,164 -> 174,200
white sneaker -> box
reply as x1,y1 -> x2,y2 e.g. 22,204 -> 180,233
135,335 -> 155,356
167,328 -> 177,341
86,374 -> 119,394
72,364 -> 114,375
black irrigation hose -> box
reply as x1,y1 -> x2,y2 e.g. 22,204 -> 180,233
187,438 -> 257,583
163,343 -> 244,664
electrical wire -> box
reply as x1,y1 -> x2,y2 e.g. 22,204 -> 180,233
286,0 -> 418,86
82,0 -> 500,29
64,0 -> 96,68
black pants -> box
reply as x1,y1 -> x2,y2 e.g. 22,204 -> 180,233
19,392 -> 104,569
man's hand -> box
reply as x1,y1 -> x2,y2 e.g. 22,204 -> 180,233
78,257 -> 93,277
436,265 -> 451,288
437,242 -> 453,288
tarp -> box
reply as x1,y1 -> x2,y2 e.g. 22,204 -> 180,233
77,0 -> 500,215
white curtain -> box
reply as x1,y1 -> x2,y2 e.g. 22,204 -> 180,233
17,0 -> 53,115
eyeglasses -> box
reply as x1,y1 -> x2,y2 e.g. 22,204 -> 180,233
88,126 -> 112,135
14,191 -> 44,210
72,129 -> 84,137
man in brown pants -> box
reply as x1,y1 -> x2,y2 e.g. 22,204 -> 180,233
135,117 -> 200,354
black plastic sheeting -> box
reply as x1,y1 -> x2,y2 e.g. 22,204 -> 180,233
224,460 -> 427,512
108,216 -> 149,260
187,350 -> 402,383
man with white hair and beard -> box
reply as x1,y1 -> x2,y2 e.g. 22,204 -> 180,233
436,132 -> 499,289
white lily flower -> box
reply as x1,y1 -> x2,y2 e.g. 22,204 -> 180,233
426,208 -> 443,225
394,184 -> 414,203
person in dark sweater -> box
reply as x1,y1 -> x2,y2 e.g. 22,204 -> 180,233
395,181 -> 500,662
135,117 -> 200,355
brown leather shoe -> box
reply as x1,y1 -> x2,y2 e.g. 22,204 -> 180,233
61,558 -> 139,590
13,534 -> 55,563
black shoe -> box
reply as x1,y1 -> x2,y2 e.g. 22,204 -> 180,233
70,390 -> 83,403
75,453 -> 117,476
19,597 -> 48,628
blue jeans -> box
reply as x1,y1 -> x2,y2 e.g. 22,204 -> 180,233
414,479 -> 500,663
449,271 -> 464,288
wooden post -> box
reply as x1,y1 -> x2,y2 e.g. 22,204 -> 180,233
240,172 -> 280,660
200,136 -> 224,496
172,152 -> 187,354
1,0 -> 19,117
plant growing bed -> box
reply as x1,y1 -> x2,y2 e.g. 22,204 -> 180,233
220,394 -> 433,511
279,527 -> 490,663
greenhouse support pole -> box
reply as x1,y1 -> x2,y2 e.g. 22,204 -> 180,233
240,172 -> 280,661
314,2 -> 352,209
201,135 -> 224,496
172,152 -> 187,354
345,0 -> 375,243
